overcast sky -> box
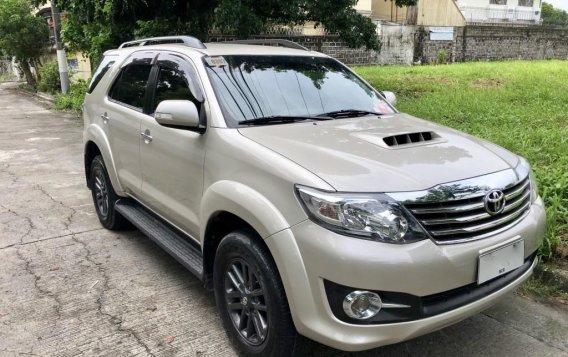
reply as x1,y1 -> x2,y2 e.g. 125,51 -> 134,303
544,0 -> 568,12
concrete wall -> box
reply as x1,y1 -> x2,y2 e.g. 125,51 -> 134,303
213,24 -> 568,66
354,0 -> 373,16
372,0 -> 409,23
372,0 -> 466,26
416,25 -> 568,63
377,24 -> 417,65
209,35 -> 380,66
417,0 -> 466,26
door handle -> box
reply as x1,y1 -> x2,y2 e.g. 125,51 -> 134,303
100,112 -> 110,124
141,129 -> 153,144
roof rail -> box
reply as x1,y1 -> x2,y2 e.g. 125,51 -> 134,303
218,39 -> 309,51
119,36 -> 206,49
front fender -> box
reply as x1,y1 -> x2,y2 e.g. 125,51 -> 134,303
200,181 -> 290,242
84,124 -> 125,195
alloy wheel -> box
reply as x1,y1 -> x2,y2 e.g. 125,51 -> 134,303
93,168 -> 109,217
224,258 -> 269,346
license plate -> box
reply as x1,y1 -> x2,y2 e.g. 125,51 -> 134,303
477,238 -> 524,285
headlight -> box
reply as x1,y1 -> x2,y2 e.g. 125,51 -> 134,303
295,185 -> 429,244
519,157 -> 538,203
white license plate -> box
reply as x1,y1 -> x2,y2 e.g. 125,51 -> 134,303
477,239 -> 524,285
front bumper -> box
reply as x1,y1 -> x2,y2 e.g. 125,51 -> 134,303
265,197 -> 545,351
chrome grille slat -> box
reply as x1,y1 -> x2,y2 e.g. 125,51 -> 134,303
421,211 -> 490,226
429,201 -> 530,236
420,189 -> 531,226
410,201 -> 484,214
505,180 -> 530,201
503,190 -> 530,212
403,174 -> 531,244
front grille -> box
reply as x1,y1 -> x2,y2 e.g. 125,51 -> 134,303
404,175 -> 531,243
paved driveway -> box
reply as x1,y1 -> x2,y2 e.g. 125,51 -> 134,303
1,84 -> 567,357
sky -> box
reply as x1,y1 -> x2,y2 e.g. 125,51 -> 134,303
544,0 -> 568,12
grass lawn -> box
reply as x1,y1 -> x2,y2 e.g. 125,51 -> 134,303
356,60 -> 568,260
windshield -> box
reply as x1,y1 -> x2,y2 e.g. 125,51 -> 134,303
204,55 -> 395,126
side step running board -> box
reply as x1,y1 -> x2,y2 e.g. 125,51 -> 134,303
115,199 -> 204,280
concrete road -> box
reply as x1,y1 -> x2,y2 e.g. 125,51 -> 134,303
0,83 -> 567,357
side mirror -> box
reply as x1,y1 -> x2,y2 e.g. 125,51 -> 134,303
380,91 -> 397,107
154,100 -> 200,129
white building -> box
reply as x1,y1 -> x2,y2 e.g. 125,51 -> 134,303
457,0 -> 543,24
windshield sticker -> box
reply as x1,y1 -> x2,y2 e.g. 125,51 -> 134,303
205,56 -> 228,67
374,100 -> 395,114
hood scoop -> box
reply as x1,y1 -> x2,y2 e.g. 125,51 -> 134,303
383,131 -> 441,148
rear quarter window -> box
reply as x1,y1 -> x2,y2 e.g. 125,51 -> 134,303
87,56 -> 117,94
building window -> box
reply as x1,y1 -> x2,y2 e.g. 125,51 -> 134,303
518,0 -> 534,6
490,0 -> 507,4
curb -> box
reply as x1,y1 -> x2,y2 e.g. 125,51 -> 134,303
35,91 -> 55,103
1,81 -> 56,103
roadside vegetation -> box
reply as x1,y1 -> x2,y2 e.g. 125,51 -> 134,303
542,2 -> 568,27
53,80 -> 87,111
356,60 -> 568,262
0,0 -> 49,86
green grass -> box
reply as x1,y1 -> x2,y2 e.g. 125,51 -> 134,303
356,60 -> 568,260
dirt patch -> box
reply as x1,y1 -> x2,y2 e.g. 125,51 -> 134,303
471,78 -> 505,88
554,228 -> 568,259
405,76 -> 455,84
558,243 -> 568,260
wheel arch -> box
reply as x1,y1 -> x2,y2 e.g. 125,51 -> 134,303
84,141 -> 101,189
200,181 -> 292,289
83,124 -> 124,194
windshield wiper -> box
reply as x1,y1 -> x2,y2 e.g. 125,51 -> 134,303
317,109 -> 383,119
239,115 -> 333,125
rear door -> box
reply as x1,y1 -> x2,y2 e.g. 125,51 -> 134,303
103,52 -> 155,195
139,53 -> 206,238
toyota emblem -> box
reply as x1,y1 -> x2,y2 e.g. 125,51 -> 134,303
484,190 -> 506,215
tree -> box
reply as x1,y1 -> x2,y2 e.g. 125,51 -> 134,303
0,0 -> 49,85
34,0 -> 417,66
541,2 -> 568,27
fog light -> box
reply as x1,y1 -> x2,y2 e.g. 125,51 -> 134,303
342,291 -> 382,319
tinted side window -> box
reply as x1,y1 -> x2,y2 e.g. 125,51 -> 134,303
87,56 -> 116,94
109,64 -> 152,110
151,66 -> 197,113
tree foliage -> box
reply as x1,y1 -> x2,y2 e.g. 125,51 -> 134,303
542,2 -> 568,27
0,0 -> 49,85
33,0 -> 417,65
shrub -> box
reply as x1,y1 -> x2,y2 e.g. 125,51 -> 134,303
54,80 -> 88,111
38,61 -> 61,93
437,48 -> 447,64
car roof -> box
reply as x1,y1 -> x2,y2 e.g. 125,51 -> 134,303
105,43 -> 329,58
202,43 -> 327,57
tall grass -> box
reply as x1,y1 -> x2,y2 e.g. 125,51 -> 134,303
356,61 -> 568,260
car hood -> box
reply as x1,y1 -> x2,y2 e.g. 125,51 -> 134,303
238,113 -> 520,192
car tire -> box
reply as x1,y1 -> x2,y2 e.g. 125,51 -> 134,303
89,155 -> 129,230
214,229 -> 308,357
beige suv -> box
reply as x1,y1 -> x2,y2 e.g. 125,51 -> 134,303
83,36 -> 546,356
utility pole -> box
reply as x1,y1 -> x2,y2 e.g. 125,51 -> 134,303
50,1 -> 69,94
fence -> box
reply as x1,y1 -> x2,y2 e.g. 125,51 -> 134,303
459,5 -> 542,25
0,59 -> 15,80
